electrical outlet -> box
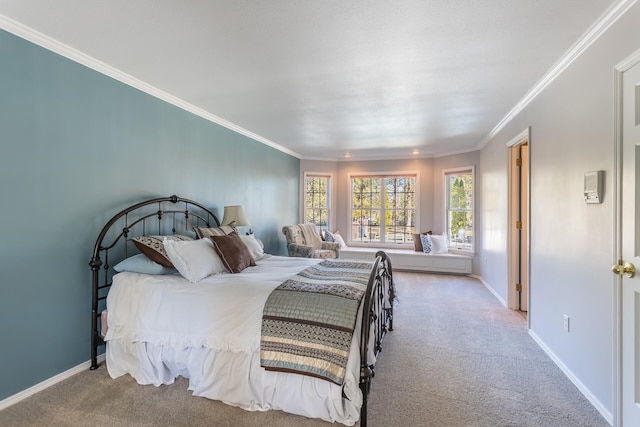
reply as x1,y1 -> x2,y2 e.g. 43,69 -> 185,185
563,314 -> 570,332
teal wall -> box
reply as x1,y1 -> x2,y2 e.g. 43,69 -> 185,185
0,29 -> 300,401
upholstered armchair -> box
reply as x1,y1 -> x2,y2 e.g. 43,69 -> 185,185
282,224 -> 340,258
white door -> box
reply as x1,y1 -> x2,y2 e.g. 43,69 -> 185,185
619,59 -> 640,426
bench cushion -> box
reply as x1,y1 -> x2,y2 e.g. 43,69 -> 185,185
339,247 -> 472,274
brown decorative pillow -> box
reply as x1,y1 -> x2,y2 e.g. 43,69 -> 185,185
412,234 -> 423,252
132,235 -> 193,267
194,225 -> 236,239
209,231 -> 256,273
412,230 -> 433,252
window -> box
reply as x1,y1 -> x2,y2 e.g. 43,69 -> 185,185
303,173 -> 331,232
444,167 -> 474,252
350,173 -> 417,245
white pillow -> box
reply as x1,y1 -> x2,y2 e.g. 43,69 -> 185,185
430,234 -> 449,254
333,231 -> 348,249
240,234 -> 265,260
163,237 -> 227,282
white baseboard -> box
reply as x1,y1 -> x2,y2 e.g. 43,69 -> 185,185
470,274 -> 507,307
0,354 -> 106,411
528,330 -> 613,426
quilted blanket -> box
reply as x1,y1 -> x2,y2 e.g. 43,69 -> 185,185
260,259 -> 373,385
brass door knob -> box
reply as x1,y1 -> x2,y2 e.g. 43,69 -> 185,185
612,261 -> 636,278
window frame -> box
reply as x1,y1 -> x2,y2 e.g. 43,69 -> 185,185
348,171 -> 419,248
443,166 -> 475,254
302,172 -> 333,233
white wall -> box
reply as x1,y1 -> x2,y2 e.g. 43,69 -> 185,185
478,139 -> 509,303
477,3 -> 640,418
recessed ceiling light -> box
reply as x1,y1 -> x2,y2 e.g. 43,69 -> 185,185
344,153 -> 351,158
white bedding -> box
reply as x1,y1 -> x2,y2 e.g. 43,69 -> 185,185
105,255 -> 364,425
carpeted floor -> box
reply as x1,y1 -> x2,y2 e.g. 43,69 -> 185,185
0,272 -> 609,427
365,273 -> 608,427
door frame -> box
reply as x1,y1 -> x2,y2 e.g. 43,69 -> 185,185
613,48 -> 640,427
507,127 -> 531,317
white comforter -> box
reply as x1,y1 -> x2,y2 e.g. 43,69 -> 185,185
105,255 -> 363,425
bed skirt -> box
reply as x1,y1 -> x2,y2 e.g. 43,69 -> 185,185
106,312 -> 365,426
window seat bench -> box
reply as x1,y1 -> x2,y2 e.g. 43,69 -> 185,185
339,246 -> 472,274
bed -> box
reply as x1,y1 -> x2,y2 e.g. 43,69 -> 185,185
89,195 -> 394,426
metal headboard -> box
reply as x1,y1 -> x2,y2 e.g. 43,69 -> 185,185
88,195 -> 220,369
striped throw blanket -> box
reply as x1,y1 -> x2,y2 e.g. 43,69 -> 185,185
260,259 -> 373,385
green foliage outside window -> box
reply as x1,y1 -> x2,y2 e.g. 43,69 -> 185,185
351,175 -> 416,244
446,170 -> 473,250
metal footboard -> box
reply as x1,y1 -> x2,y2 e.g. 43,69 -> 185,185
359,251 -> 395,427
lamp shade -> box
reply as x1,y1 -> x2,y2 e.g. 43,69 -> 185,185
222,205 -> 251,227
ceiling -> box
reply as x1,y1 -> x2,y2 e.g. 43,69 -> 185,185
0,0 -> 619,160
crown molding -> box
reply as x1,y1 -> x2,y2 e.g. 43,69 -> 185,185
0,14 -> 302,159
478,0 -> 638,149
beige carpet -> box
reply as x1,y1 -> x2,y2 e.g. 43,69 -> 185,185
0,272 -> 608,427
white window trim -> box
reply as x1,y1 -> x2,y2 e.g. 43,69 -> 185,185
443,166 -> 475,254
302,172 -> 334,231
347,171 -> 420,249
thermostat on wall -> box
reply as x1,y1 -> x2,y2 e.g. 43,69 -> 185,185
584,171 -> 603,204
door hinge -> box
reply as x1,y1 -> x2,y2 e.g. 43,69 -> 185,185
516,158 -> 522,167
516,221 -> 522,229
516,283 -> 522,292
